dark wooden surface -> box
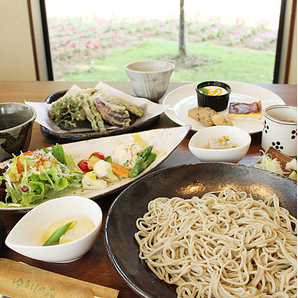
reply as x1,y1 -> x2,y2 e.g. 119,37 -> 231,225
0,81 -> 296,297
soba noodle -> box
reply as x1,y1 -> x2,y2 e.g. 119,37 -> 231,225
135,188 -> 297,298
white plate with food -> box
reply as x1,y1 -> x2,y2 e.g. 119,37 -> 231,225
0,126 -> 190,212
162,81 -> 285,134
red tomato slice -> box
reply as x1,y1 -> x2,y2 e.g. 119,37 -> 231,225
89,152 -> 105,160
77,159 -> 90,173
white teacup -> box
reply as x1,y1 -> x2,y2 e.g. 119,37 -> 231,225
124,60 -> 175,103
261,105 -> 297,157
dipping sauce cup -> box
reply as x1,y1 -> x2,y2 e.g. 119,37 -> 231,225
195,81 -> 231,112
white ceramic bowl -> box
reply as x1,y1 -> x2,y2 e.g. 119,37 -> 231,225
124,60 -> 175,102
188,126 -> 251,162
5,196 -> 102,263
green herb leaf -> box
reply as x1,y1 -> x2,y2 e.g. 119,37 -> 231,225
199,88 -> 209,95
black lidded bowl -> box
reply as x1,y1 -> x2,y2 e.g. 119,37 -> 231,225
195,81 -> 231,112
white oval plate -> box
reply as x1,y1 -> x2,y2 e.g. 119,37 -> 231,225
162,82 -> 285,134
0,126 -> 191,211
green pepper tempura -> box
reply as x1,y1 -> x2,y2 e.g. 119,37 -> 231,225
0,144 -> 83,207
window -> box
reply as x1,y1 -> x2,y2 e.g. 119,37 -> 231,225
43,0 -> 284,83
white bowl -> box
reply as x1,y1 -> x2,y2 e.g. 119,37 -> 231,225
124,60 -> 175,102
5,196 -> 102,263
188,126 -> 251,162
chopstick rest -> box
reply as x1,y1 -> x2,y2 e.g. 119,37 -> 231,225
0,258 -> 119,298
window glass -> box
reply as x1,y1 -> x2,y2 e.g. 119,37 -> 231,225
45,0 -> 281,83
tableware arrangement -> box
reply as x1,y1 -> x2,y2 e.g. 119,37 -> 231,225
0,126 -> 190,212
162,81 -> 285,134
261,105 -> 297,157
0,102 -> 36,162
188,126 -> 251,162
195,81 -> 231,112
105,162 -> 297,298
124,60 -> 175,103
5,196 -> 102,263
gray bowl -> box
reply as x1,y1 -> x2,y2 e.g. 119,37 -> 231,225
105,163 -> 296,298
0,102 -> 36,162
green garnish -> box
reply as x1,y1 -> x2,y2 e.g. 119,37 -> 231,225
43,221 -> 73,246
199,88 -> 209,95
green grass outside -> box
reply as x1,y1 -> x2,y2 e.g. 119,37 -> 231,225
60,40 -> 275,84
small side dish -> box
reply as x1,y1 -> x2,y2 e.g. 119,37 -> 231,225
5,196 -> 102,263
188,126 -> 251,162
195,81 -> 231,112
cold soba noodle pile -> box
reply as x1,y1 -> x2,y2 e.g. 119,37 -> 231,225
135,188 -> 297,298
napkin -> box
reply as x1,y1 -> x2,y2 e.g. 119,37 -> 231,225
25,82 -> 169,134
0,258 -> 119,298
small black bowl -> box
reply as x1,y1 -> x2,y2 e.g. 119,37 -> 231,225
196,81 -> 231,112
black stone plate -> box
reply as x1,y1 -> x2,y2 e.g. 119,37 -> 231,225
40,90 -> 159,143
104,163 -> 297,298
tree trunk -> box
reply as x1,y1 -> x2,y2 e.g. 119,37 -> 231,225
179,0 -> 186,57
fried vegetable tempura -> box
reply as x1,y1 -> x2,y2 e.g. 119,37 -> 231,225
49,88 -> 144,131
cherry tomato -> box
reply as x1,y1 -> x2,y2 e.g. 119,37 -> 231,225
89,152 -> 105,160
77,159 -> 90,173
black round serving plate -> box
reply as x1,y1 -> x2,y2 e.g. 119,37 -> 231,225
41,90 -> 159,143
104,163 -> 297,298
0,216 -> 6,257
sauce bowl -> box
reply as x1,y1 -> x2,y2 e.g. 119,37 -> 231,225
188,126 -> 251,162
5,196 -> 102,263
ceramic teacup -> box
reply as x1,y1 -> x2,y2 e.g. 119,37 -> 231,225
0,102 -> 36,162
124,60 -> 175,103
261,105 -> 297,157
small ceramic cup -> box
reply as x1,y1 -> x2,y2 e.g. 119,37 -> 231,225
124,60 -> 175,103
0,103 -> 36,162
261,105 -> 297,157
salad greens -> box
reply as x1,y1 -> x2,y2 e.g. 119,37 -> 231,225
0,144 -> 83,207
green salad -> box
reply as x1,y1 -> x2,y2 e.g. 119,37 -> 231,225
0,144 -> 83,207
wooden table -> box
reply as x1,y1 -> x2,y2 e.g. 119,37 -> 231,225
0,82 -> 296,297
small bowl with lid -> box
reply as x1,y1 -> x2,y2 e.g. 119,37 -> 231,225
195,81 -> 231,112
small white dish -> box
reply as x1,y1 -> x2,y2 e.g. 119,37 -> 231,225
188,126 -> 251,163
5,196 -> 102,263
